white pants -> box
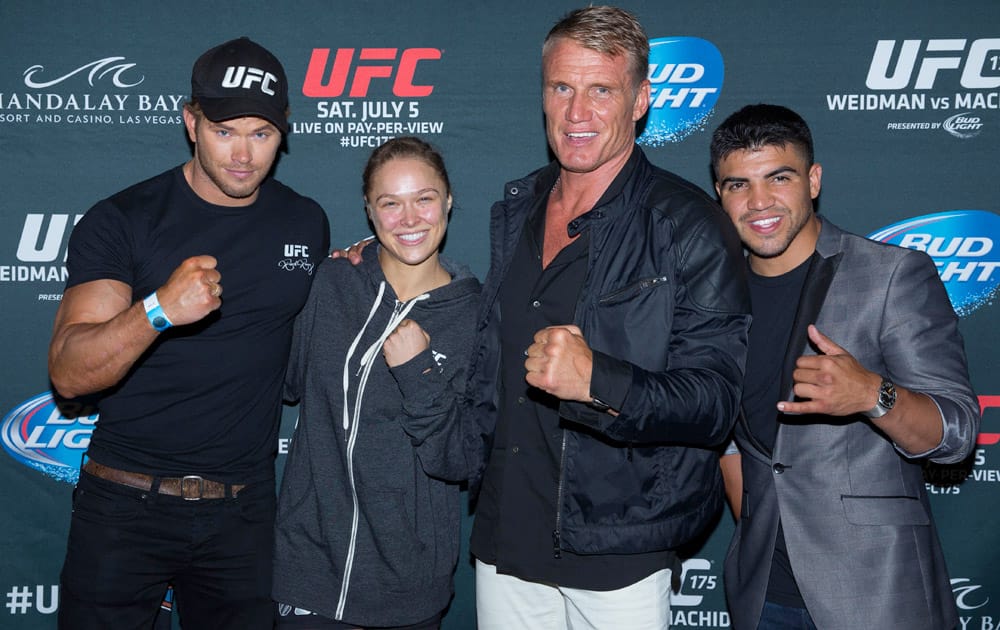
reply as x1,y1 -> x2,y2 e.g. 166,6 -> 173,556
475,559 -> 672,630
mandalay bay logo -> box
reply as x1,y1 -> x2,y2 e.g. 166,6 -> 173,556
0,55 -> 185,126
23,57 -> 145,89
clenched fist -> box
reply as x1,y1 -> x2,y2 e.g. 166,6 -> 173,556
383,319 -> 430,368
155,255 -> 223,326
524,325 -> 593,402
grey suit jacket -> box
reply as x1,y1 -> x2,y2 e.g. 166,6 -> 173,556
724,217 -> 980,630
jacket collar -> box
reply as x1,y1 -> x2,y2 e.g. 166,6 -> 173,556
511,144 -> 647,209
814,214 -> 847,259
566,146 -> 646,237
590,144 -> 644,213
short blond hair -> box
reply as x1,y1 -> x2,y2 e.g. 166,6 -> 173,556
542,6 -> 649,90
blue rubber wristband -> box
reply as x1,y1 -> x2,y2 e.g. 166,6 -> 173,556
143,292 -> 173,332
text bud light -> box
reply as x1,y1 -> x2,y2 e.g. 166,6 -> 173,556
868,210 -> 1000,317
638,37 -> 724,146
1,392 -> 97,483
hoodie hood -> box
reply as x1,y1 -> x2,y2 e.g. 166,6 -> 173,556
358,241 -> 481,308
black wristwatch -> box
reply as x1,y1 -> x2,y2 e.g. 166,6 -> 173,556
863,376 -> 897,419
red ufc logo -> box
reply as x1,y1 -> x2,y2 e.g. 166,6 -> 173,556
978,396 -> 1000,446
302,48 -> 441,98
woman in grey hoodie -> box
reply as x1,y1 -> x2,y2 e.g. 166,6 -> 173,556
273,137 -> 481,629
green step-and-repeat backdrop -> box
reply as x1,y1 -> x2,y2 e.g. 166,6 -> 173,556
1,1 -> 998,627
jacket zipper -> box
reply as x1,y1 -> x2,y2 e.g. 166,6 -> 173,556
597,275 -> 669,305
552,429 -> 568,559
336,299 -> 406,619
552,213 -> 594,561
337,380 -> 363,619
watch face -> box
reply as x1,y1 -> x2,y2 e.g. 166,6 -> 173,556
878,380 -> 897,409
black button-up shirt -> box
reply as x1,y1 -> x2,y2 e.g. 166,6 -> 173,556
470,189 -> 671,590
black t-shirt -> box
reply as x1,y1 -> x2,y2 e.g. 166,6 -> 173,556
471,197 -> 672,590
744,260 -> 809,452
65,166 -> 330,483
744,258 -> 810,607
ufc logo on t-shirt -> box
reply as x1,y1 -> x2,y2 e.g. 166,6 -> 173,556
221,66 -> 278,95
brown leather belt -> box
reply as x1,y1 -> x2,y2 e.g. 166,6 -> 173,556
82,460 -> 246,500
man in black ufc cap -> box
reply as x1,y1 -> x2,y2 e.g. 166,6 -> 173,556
50,37 -> 329,629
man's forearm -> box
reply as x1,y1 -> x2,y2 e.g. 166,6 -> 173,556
49,299 -> 158,398
871,387 -> 946,457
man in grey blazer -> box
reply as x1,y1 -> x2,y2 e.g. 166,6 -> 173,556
712,104 -> 980,630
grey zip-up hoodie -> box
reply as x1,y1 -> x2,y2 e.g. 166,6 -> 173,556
273,246 -> 481,626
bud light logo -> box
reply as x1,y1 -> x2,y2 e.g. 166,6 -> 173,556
868,210 -> 1000,317
1,392 -> 96,483
942,111 -> 983,139
638,37 -> 724,146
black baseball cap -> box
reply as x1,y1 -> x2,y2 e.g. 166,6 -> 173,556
190,37 -> 289,134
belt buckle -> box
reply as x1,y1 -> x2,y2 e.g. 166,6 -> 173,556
181,475 -> 205,500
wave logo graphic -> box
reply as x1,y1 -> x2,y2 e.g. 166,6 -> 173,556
868,210 -> 1000,317
1,392 -> 97,483
951,578 -> 990,611
942,111 -> 984,139
23,57 -> 145,89
638,37 -> 723,146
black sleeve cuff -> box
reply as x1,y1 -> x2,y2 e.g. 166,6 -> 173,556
558,350 -> 633,431
589,349 -> 632,411
389,348 -> 445,406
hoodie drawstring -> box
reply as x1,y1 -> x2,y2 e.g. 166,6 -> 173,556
342,281 -> 429,431
334,280 -> 430,620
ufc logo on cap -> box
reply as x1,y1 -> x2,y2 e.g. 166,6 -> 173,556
221,66 -> 278,95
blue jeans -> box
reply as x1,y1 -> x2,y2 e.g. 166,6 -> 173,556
757,600 -> 818,630
59,470 -> 275,630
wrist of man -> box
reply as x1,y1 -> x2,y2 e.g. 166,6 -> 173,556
587,350 -> 632,413
863,375 -> 897,419
142,292 -> 174,332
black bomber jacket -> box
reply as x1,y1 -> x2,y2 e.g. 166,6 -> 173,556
465,147 -> 751,555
